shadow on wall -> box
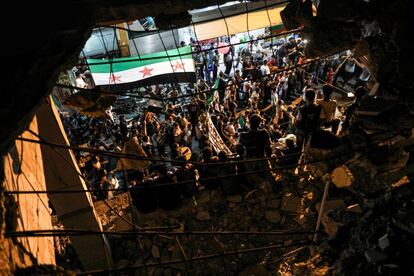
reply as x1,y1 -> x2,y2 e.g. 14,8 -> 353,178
9,143 -> 22,175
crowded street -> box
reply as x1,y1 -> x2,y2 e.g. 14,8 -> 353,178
59,30 -> 369,211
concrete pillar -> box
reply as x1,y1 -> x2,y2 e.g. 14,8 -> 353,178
36,97 -> 112,270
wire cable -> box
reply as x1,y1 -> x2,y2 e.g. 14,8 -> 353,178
97,27 -> 115,85
217,4 -> 234,76
264,0 -> 275,57
77,240 -> 310,275
15,135 -> 305,166
9,126 -> 407,195
82,29 -> 301,66
6,143 -> 360,194
156,28 -> 181,86
302,70 -> 349,95
93,0 -> 291,35
24,129 -> 144,230
57,51 -> 336,101
170,28 -> 191,84
126,22 -> 142,59
244,0 -> 252,47
5,229 -> 319,238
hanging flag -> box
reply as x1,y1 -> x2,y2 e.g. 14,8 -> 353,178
269,24 -> 286,34
238,114 -> 245,129
88,46 -> 196,88
206,113 -> 233,156
205,78 -> 218,107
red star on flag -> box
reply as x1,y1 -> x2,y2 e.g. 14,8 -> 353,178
173,61 -> 185,71
109,73 -> 122,84
139,67 -> 153,78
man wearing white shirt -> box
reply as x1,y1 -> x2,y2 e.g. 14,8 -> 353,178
75,71 -> 87,89
251,41 -> 262,62
260,60 -> 270,77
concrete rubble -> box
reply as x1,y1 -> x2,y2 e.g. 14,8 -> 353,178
95,177 -> 315,275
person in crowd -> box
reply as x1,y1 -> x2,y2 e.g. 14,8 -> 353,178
218,151 -> 239,195
188,98 -> 199,133
239,114 -> 273,181
240,74 -> 252,107
260,60 -> 270,78
154,164 -> 182,211
242,59 -> 255,79
295,89 -> 321,147
217,71 -> 227,103
195,79 -> 210,110
61,34 -> 369,210
251,41 -> 263,63
129,171 -> 158,213
175,156 -> 198,198
88,156 -> 109,200
75,70 -> 88,89
119,115 -> 129,142
198,147 -> 221,190
239,114 -> 272,158
318,84 -> 340,135
212,49 -> 220,81
252,61 -> 263,81
342,86 -> 367,131
286,37 -> 298,64
326,67 -> 335,84
278,138 -> 301,167
239,44 -> 251,67
224,47 -> 234,76
194,48 -> 205,80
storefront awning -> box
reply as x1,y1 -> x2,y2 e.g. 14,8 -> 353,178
193,4 -> 287,41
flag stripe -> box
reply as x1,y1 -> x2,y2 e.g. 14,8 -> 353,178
91,57 -> 195,86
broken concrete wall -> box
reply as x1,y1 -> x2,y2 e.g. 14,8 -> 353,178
36,97 -> 113,270
281,0 -> 414,91
1,114 -> 56,274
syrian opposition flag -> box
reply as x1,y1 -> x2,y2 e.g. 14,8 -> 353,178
205,78 -> 218,107
88,46 -> 196,89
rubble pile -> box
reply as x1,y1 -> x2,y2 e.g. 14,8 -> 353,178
281,181 -> 414,275
95,174 -> 325,275
93,116 -> 414,275
281,115 -> 414,275
282,0 -> 414,91
50,218 -> 84,272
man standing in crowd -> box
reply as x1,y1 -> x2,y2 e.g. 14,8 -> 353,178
239,114 -> 272,180
295,89 -> 321,147
342,86 -> 367,131
318,84 -> 340,135
217,71 -> 227,103
75,70 -> 88,90
194,48 -> 205,80
212,49 -> 220,82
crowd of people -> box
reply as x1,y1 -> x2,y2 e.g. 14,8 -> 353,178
64,33 -> 370,213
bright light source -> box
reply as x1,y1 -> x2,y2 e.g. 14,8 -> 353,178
303,39 -> 308,44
